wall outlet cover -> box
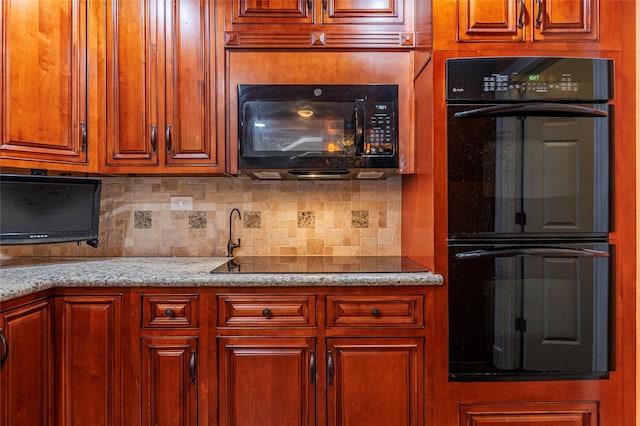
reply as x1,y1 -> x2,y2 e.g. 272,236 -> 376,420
170,196 -> 193,211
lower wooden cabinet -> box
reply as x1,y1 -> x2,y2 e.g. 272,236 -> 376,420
218,337 -> 316,426
327,337 -> 423,426
140,337 -> 198,426
459,402 -> 599,425
55,295 -> 122,426
0,298 -> 52,426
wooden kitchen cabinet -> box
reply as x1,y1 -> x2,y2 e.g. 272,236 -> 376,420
55,295 -> 122,426
0,297 -> 52,426
216,290 -> 427,426
457,0 -> 598,43
218,337 -> 317,426
0,0 -> 99,172
223,0 -> 414,48
135,292 -> 202,426
140,337 -> 198,426
327,337 -> 423,426
102,0 -> 223,174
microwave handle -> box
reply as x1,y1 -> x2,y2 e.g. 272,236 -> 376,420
455,247 -> 609,259
453,103 -> 608,118
354,99 -> 366,154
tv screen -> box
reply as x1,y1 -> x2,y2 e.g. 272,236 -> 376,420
0,174 -> 102,247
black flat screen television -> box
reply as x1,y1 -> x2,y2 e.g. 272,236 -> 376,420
0,174 -> 102,247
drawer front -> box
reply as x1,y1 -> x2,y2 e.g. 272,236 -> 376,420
326,295 -> 424,327
141,295 -> 198,328
218,295 -> 316,327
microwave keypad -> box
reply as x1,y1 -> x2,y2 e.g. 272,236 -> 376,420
366,102 -> 395,155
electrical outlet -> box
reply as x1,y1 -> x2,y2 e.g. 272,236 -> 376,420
170,196 -> 193,211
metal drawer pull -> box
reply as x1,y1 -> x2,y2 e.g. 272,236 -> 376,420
0,330 -> 8,371
309,350 -> 316,385
189,350 -> 197,385
371,308 -> 381,317
327,351 -> 334,385
262,308 -> 272,319
164,308 -> 175,318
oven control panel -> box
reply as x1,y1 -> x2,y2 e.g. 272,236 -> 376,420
446,57 -> 613,102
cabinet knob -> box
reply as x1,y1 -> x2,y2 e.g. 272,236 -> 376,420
164,308 -> 175,318
262,308 -> 272,319
371,308 -> 381,317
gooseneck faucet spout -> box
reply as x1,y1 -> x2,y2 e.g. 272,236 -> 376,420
227,208 -> 241,257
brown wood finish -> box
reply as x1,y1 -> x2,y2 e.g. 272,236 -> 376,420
457,0 -> 598,43
140,337 -> 198,426
218,294 -> 316,327
0,299 -> 52,426
223,0 -> 413,48
218,336 -> 317,426
55,295 -> 122,426
102,0 -> 224,174
326,337 -> 424,426
142,294 -> 199,328
0,0 -> 93,171
224,50 -> 415,174
433,0 -> 621,51
459,401 -> 598,426
326,294 -> 423,327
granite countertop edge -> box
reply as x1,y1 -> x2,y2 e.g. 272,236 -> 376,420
0,257 -> 444,302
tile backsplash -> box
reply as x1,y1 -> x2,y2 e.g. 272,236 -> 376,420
1,176 -> 402,258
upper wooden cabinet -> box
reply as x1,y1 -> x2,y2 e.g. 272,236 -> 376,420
223,0 -> 415,48
457,0 -> 598,43
0,0 -> 97,172
102,0 -> 224,174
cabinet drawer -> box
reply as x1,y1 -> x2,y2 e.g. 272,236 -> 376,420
141,295 -> 198,328
326,295 -> 423,327
218,295 -> 316,327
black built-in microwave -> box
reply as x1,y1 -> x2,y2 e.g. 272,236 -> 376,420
237,84 -> 399,179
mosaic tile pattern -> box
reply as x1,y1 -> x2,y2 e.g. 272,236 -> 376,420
1,176 -> 402,258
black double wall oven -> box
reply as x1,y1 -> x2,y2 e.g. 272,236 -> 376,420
446,57 -> 614,381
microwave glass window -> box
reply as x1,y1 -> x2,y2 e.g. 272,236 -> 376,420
242,101 -> 356,156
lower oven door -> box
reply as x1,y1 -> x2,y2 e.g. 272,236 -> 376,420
448,242 -> 610,381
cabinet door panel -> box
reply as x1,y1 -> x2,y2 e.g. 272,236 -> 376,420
230,0 -> 313,24
140,337 -> 197,426
323,0 -> 404,25
218,337 -> 316,426
105,0 -> 158,166
457,0 -> 524,42
0,0 -> 87,163
164,0 -> 215,165
327,337 -> 423,426
0,300 -> 52,426
57,296 -> 121,426
533,0 -> 598,41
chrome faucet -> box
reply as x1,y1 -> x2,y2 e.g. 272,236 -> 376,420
227,208 -> 241,257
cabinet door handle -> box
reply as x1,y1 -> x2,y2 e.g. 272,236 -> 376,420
309,350 -> 316,385
534,0 -> 543,28
165,124 -> 172,153
517,0 -> 525,29
150,125 -> 158,154
80,121 -> 87,152
307,0 -> 312,12
322,0 -> 327,12
189,350 -> 197,385
0,329 -> 8,371
327,350 -> 334,385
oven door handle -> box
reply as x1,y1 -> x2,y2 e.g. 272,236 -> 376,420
454,247 -> 609,259
453,103 -> 608,118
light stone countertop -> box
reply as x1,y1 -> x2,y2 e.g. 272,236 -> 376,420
0,257 -> 443,302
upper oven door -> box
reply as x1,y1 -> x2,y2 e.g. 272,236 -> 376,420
447,103 -> 611,240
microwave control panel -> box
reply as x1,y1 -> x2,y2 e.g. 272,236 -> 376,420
365,101 -> 396,156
